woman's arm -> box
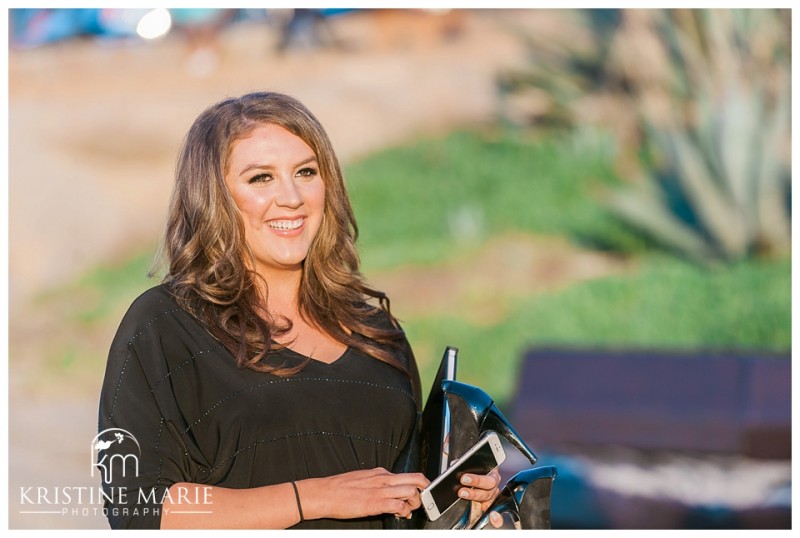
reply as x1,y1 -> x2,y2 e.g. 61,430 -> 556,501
160,467 -> 430,529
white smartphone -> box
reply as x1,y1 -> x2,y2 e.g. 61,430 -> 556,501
420,431 -> 506,521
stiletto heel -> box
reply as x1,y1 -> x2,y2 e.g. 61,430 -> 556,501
472,466 -> 558,530
442,380 -> 538,464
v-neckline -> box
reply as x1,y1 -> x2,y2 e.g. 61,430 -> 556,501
282,344 -> 351,366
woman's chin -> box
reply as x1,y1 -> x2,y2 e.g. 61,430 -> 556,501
255,256 -> 308,276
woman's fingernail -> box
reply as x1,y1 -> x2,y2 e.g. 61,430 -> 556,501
459,489 -> 470,499
461,475 -> 472,485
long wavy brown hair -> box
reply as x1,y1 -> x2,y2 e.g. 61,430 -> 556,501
159,91 -> 407,376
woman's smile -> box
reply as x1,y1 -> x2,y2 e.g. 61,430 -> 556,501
267,216 -> 306,234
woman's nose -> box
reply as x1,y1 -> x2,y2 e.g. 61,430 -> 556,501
275,175 -> 302,208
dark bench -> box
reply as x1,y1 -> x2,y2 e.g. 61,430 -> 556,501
505,347 -> 791,529
510,347 -> 790,458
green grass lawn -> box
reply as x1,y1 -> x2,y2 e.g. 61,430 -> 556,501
345,129 -> 648,271
43,129 -> 791,406
404,254 -> 790,406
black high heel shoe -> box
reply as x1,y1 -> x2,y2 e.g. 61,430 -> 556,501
442,380 -> 538,464
472,466 -> 558,530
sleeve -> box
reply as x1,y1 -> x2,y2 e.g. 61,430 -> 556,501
97,308 -> 200,529
384,330 -> 424,529
389,336 -> 422,471
382,308 -> 422,467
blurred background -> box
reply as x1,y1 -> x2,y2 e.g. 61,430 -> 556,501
7,8 -> 792,530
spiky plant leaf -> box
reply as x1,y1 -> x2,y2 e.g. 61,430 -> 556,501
659,129 -> 750,259
604,179 -> 717,262
715,83 -> 762,230
754,75 -> 791,254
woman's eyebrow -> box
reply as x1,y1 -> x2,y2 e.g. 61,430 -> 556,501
238,155 -> 318,176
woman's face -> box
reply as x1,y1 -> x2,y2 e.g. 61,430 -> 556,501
224,123 -> 325,278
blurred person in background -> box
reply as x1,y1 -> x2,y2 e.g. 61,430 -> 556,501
169,8 -> 233,77
97,92 -> 502,529
275,8 -> 347,53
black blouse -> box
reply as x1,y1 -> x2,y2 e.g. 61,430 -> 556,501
97,284 -> 420,529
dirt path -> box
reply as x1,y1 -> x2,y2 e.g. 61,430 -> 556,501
8,10 -> 619,529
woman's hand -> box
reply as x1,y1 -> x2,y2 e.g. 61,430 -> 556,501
458,468 -> 505,528
458,468 -> 501,510
299,467 -> 429,521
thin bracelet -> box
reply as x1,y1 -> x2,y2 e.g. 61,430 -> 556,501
290,481 -> 305,523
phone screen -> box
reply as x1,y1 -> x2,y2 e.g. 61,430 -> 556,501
428,439 -> 498,513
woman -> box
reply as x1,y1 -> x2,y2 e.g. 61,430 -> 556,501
97,92 -> 500,529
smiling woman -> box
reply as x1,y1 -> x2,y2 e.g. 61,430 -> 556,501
96,92 -> 501,530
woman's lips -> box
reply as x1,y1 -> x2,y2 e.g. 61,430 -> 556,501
266,217 -> 305,236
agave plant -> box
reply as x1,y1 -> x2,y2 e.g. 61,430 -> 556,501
496,9 -> 791,263
603,9 -> 791,262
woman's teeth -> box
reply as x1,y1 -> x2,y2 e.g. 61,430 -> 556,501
268,218 -> 304,231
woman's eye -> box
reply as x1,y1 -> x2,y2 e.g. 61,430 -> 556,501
248,173 -> 272,184
297,167 -> 318,178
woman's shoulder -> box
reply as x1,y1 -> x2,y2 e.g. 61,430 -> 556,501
360,303 -> 421,403
359,303 -> 414,357
114,284 -> 187,340
361,303 -> 402,332
125,283 -> 180,318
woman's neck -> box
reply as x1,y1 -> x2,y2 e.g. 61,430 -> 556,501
253,266 -> 347,361
255,267 -> 303,319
